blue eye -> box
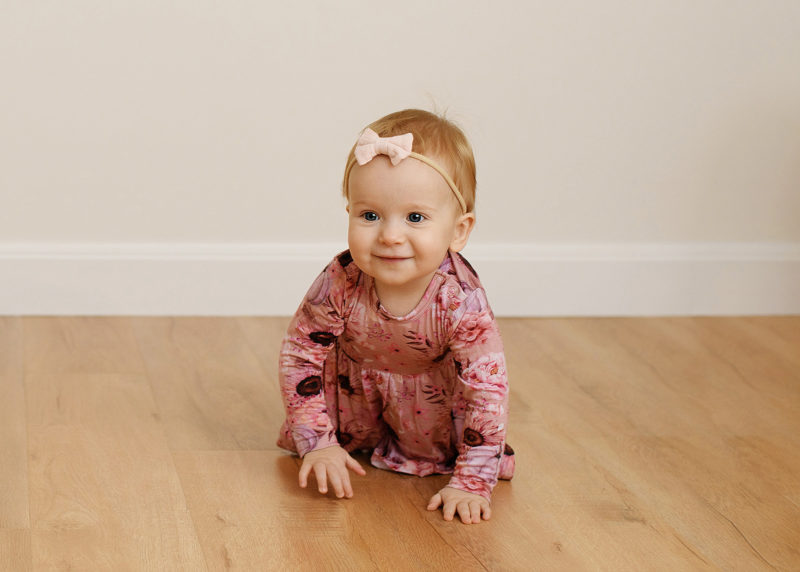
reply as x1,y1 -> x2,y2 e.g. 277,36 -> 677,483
407,213 -> 424,223
363,211 -> 378,221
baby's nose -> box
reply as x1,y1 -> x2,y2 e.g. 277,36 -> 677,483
379,219 -> 405,243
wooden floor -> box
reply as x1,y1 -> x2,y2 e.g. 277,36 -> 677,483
1,316 -> 799,571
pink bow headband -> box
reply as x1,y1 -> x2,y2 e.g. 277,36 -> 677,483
343,128 -> 468,213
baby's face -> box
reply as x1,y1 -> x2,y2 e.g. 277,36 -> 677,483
347,155 -> 472,302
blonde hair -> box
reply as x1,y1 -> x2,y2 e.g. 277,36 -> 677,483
342,109 -> 477,213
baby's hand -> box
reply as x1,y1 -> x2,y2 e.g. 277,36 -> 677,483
298,445 -> 366,498
427,486 -> 491,524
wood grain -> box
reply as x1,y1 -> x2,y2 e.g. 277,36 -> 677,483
25,371 -> 206,570
23,317 -> 146,375
235,316 -> 291,382
0,529 -> 32,572
501,317 -> 800,570
0,317 -> 29,529
130,317 -> 278,450
3,316 -> 798,570
173,450 -> 498,571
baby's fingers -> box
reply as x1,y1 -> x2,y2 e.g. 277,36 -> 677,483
456,501 -> 473,524
468,501 -> 485,524
463,500 -> 491,523
312,464 -> 329,494
298,462 -> 312,489
441,499 -> 457,521
328,467 -> 347,498
341,472 -> 354,499
346,455 -> 367,476
427,493 -> 443,511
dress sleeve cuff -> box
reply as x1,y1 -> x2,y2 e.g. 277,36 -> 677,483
445,476 -> 493,500
291,425 -> 339,458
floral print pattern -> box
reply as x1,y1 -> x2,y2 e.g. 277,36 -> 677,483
277,250 -> 514,499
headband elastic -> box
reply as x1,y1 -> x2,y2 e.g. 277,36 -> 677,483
343,128 -> 468,213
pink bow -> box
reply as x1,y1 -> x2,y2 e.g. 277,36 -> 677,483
354,128 -> 413,166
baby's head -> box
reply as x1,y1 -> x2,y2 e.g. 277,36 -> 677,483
342,109 -> 477,214
341,110 -> 478,304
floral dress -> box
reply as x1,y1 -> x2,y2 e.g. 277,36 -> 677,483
277,250 -> 514,499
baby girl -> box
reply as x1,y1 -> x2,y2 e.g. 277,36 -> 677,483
277,109 -> 514,524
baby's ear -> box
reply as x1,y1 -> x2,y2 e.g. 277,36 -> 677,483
449,212 -> 475,253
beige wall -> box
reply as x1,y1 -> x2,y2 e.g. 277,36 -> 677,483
2,2 -> 799,245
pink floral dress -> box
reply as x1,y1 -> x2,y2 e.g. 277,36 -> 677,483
277,250 -> 514,499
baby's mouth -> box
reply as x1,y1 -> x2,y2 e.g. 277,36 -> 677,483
374,254 -> 410,261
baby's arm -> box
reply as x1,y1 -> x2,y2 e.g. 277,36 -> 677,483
298,445 -> 366,498
440,288 -> 510,515
279,256 -> 356,493
427,486 -> 491,524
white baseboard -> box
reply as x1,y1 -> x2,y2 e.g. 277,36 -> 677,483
1,242 -> 799,316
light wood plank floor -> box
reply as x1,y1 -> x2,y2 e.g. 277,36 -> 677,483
1,316 -> 799,571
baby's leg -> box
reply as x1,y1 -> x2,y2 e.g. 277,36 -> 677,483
330,362 -> 386,454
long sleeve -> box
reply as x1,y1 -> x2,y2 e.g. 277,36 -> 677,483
445,288 -> 509,499
278,255 -> 352,457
